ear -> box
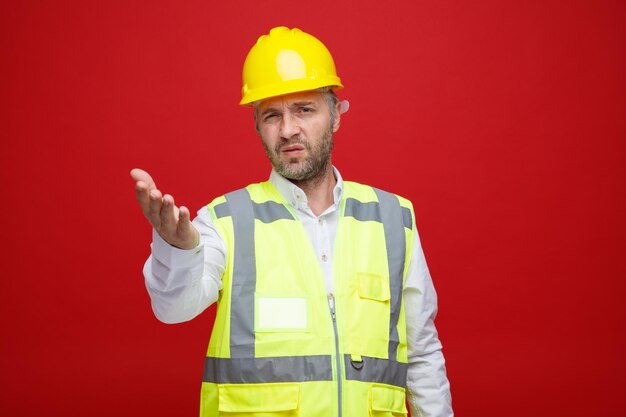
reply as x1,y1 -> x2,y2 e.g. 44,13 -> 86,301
253,105 -> 261,135
332,101 -> 341,133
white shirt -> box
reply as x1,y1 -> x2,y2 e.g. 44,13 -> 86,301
144,168 -> 453,417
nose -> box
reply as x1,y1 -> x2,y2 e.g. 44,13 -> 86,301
279,112 -> 301,139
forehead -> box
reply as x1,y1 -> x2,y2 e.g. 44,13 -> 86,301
257,90 -> 325,111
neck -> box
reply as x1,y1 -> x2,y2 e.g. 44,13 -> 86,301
292,164 -> 336,216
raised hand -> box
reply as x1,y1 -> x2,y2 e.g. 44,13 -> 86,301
130,168 -> 200,250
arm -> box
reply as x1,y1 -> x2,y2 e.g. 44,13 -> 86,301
405,230 -> 453,417
130,168 -> 226,323
144,207 -> 225,323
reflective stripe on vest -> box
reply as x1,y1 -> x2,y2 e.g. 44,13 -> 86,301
204,186 -> 410,388
343,354 -> 408,388
203,354 -> 333,384
343,189 -> 408,361
374,188 -> 406,361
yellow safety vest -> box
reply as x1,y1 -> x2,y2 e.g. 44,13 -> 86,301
200,180 -> 415,417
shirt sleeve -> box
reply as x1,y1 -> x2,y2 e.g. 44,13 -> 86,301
404,229 -> 454,417
143,206 -> 226,324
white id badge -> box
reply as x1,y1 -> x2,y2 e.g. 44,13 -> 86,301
255,296 -> 309,332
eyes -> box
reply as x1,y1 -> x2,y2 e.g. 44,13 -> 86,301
262,106 -> 316,123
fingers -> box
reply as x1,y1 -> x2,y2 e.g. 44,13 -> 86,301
148,189 -> 163,229
151,194 -> 198,249
178,206 -> 200,249
160,194 -> 178,230
177,205 -> 192,235
177,205 -> 189,238
132,168 -> 158,217
130,168 -> 156,189
178,205 -> 191,225
131,168 -> 198,248
135,181 -> 151,215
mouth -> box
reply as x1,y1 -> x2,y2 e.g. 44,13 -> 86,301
280,143 -> 306,157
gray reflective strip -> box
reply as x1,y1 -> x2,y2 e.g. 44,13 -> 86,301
253,201 -> 294,223
374,188 -> 406,360
225,189 -> 256,358
214,201 -> 293,223
344,191 -> 408,360
214,202 -> 230,219
221,191 -> 294,359
402,206 -> 413,230
345,198 -> 412,230
344,198 -> 381,222
344,355 -> 408,388
203,355 -> 333,384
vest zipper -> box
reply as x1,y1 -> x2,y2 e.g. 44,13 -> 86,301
329,293 -> 342,417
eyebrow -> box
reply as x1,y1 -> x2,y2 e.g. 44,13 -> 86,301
260,101 -> 317,117
291,101 -> 316,107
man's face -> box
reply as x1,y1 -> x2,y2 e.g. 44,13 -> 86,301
256,91 -> 340,182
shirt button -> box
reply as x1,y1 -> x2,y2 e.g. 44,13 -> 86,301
321,254 -> 328,262
318,219 -> 324,225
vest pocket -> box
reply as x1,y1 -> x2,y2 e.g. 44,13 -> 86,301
218,383 -> 299,416
345,273 -> 391,357
369,385 -> 408,416
358,273 -> 391,302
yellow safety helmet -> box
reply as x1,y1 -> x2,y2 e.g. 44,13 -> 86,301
240,26 -> 343,106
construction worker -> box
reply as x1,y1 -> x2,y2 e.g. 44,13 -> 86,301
131,26 -> 453,417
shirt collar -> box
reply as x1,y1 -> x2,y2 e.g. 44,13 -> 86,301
269,167 -> 344,210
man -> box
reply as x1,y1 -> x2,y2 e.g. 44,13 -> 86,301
131,26 -> 453,417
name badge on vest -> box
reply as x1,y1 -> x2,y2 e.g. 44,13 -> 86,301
255,295 -> 310,332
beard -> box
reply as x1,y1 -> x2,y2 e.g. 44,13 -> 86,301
263,127 -> 334,183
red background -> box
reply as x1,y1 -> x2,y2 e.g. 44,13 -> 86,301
2,1 -> 625,415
